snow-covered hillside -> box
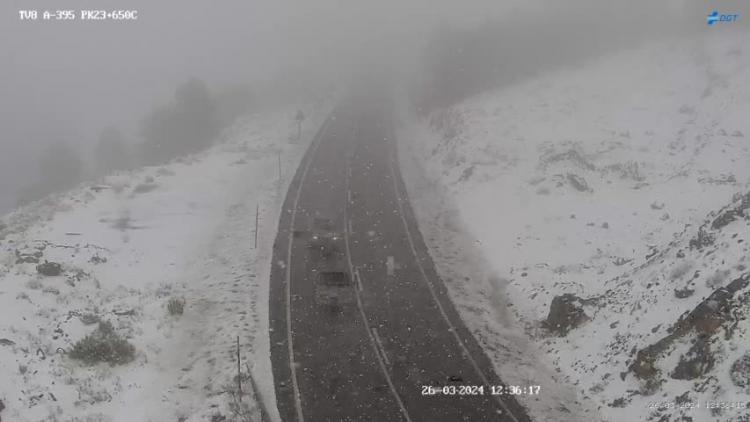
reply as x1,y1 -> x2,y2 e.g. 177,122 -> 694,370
399,29 -> 750,421
0,105 -> 328,422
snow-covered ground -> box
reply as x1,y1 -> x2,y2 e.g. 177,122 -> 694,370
398,29 -> 750,422
0,104 -> 329,422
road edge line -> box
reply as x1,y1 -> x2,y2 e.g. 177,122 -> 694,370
386,119 -> 522,422
284,115 -> 332,422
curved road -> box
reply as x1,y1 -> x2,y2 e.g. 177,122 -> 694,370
269,92 -> 531,422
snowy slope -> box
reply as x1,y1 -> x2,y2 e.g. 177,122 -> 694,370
398,29 -> 750,422
0,104 -> 330,422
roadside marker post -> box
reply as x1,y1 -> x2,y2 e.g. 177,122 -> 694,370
255,204 -> 259,249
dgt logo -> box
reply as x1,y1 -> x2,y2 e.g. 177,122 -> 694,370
707,11 -> 739,26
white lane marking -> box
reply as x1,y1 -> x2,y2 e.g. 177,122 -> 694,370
353,267 -> 364,292
344,126 -> 412,422
386,124 -> 521,422
348,218 -> 353,235
284,116 -> 332,422
371,328 -> 391,366
386,256 -> 395,277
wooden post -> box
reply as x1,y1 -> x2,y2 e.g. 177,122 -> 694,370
237,336 -> 242,401
254,204 -> 259,249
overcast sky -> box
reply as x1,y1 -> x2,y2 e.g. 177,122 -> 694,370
1,0 -> 745,212
0,0 -> 540,210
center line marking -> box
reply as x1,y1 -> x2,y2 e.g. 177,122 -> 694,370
344,123 -> 412,422
354,267 -> 363,291
372,328 -> 391,366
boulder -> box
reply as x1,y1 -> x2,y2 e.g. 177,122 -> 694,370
36,261 -> 62,277
673,287 -> 694,299
678,274 -> 749,335
543,293 -> 589,336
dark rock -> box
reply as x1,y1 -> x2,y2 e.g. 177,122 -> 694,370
543,293 -> 589,336
459,165 -> 475,182
36,261 -> 62,277
609,397 -> 627,408
680,274 -> 749,335
89,254 -> 107,264
711,208 -> 741,230
671,336 -> 714,380
675,391 -> 691,405
567,173 -> 592,192
631,275 -> 749,380
632,348 -> 659,379
0,338 -> 15,346
674,287 -> 694,299
730,351 -> 750,388
650,202 -> 665,210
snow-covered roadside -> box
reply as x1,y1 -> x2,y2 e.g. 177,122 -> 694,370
0,103 -> 330,422
398,29 -> 750,422
397,128 -> 599,421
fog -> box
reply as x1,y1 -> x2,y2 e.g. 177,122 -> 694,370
0,0 -> 744,212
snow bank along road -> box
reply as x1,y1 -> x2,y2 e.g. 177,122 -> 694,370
269,91 -> 531,421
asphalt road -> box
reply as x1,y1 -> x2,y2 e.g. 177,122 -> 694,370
269,93 -> 531,422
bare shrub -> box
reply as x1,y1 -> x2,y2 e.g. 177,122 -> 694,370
167,297 -> 185,316
69,321 -> 135,365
